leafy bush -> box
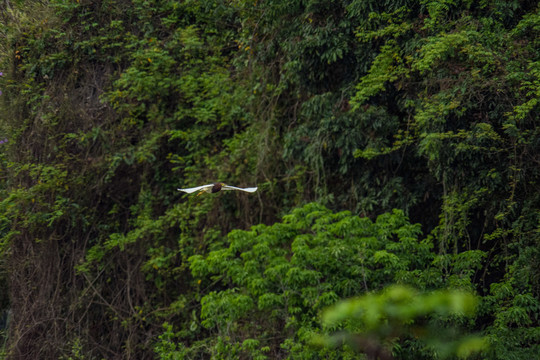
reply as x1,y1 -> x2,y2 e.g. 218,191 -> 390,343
154,203 -> 481,359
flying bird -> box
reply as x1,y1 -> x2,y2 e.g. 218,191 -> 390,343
178,182 -> 258,195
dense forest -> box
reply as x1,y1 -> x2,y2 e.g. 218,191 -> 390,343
0,0 -> 538,359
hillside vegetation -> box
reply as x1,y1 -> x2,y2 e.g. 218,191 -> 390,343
0,0 -> 538,359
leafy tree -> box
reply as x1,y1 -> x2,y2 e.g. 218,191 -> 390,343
158,203 -> 483,359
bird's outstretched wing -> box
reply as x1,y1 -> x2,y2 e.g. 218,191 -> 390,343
177,184 -> 214,193
221,185 -> 258,193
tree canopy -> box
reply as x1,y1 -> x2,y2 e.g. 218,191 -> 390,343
0,0 -> 538,359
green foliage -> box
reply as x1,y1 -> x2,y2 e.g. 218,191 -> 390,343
179,203 -> 483,358
320,285 -> 487,359
0,0 -> 539,359
0,0 -> 256,358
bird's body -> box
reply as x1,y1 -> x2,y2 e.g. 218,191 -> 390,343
209,183 -> 223,193
178,182 -> 258,195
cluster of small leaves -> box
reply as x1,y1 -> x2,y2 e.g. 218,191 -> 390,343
320,285 -> 486,359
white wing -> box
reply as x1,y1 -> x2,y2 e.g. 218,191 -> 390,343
221,185 -> 258,193
177,184 -> 214,193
